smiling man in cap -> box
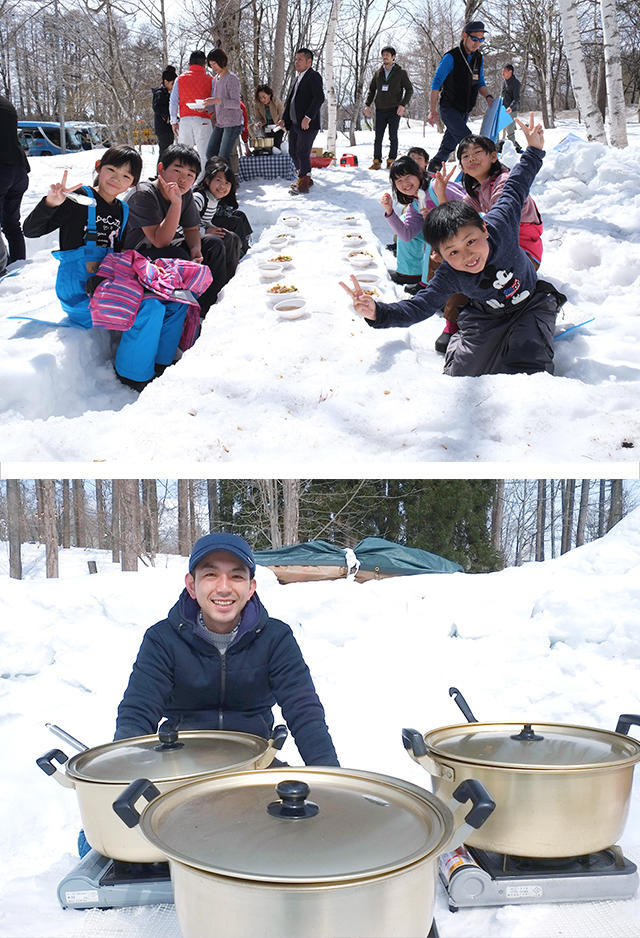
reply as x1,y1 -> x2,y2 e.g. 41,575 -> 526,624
427,21 -> 494,173
115,532 -> 339,767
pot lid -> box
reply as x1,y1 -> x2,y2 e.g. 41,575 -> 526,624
425,722 -> 640,770
139,767 -> 452,883
67,730 -> 270,784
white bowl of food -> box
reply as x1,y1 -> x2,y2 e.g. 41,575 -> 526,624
273,297 -> 307,319
258,262 -> 284,281
281,215 -> 301,229
342,232 -> 365,245
265,282 -> 299,305
187,100 -> 206,109
341,215 -> 358,225
268,253 -> 293,269
348,250 -> 374,269
353,272 -> 379,285
269,233 -> 293,248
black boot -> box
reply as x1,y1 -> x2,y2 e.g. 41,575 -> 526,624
115,369 -> 149,392
404,282 -> 423,296
434,330 -> 452,353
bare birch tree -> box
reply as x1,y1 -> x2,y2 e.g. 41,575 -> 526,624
600,0 -> 628,145
119,479 -> 140,571
324,0 -> 341,157
271,0 -> 289,97
556,0 -> 607,141
575,479 -> 590,546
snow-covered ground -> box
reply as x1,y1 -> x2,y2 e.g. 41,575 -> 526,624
1,510 -> 640,937
1,114 -> 640,468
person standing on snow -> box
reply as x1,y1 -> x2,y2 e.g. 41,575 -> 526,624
364,46 -> 413,170
427,21 -> 494,173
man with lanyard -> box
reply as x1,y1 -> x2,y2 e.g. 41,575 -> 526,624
501,63 -> 523,152
279,48 -> 325,195
427,21 -> 494,173
364,46 -> 413,170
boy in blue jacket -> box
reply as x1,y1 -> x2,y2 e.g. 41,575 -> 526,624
115,532 -> 339,767
342,114 -> 565,377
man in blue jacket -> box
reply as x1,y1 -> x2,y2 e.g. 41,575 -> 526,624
427,21 -> 494,173
115,532 -> 339,767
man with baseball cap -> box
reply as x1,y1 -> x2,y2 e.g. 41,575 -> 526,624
114,531 -> 339,766
427,21 -> 494,173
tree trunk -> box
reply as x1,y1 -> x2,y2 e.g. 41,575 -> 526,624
258,479 -> 282,548
491,480 -> 504,552
95,479 -> 109,549
600,0 -> 628,146
324,0 -> 341,159
119,479 -> 140,571
271,0 -> 288,99
41,479 -> 59,578
560,479 -> 575,553
142,479 -> 158,561
178,479 -> 190,556
575,479 -> 590,546
282,479 -> 301,545
598,478 -> 607,537
61,479 -> 71,549
208,479 -> 220,530
556,0 -> 607,142
535,479 -> 546,561
607,479 -> 623,529
111,480 -> 120,563
7,479 -> 23,579
73,479 -> 86,547
188,480 -> 197,545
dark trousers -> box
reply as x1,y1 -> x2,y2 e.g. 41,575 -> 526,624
156,126 -> 174,165
373,108 -> 401,161
432,106 -> 472,166
288,124 -> 318,177
0,163 -> 29,263
138,236 -> 226,316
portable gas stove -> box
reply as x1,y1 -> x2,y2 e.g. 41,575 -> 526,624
439,845 -> 638,911
58,849 -> 173,909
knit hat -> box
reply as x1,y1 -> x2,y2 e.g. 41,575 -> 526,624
463,21 -> 485,33
188,533 -> 256,576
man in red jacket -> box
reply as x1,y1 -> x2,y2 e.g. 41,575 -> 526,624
169,51 -> 214,180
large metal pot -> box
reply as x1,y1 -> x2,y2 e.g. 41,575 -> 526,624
113,766 -> 495,938
403,691 -> 640,858
36,722 -> 287,862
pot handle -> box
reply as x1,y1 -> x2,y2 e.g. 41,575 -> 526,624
36,748 -> 75,789
401,728 -> 454,781
615,714 -> 640,736
113,777 -> 161,829
442,779 -> 496,853
256,724 -> 288,768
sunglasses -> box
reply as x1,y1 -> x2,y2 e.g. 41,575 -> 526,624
467,35 -> 485,42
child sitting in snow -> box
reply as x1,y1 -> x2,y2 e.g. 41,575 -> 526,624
383,151 -> 468,353
454,134 -> 543,267
341,115 -> 565,378
122,144 -> 228,317
192,157 -> 252,285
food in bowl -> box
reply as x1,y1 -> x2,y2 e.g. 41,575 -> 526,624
269,255 -> 293,265
258,262 -> 284,281
267,283 -> 298,294
273,298 -> 307,319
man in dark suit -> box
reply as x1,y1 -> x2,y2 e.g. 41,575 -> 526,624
279,48 -> 324,195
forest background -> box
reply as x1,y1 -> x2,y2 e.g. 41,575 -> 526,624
2,479 -> 637,580
1,0 -> 639,148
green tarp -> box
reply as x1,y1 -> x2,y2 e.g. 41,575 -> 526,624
254,536 -> 463,576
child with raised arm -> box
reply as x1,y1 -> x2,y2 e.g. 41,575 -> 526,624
341,115 -> 565,378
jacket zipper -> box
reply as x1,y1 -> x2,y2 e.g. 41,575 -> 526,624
218,649 -> 227,729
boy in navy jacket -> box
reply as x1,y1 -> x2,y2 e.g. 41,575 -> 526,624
342,115 -> 565,377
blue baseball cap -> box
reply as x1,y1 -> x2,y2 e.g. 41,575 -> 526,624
188,533 -> 256,576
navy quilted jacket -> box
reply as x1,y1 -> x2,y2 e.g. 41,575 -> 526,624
114,589 -> 339,766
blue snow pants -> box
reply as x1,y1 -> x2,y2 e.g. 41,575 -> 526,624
54,247 -> 188,382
